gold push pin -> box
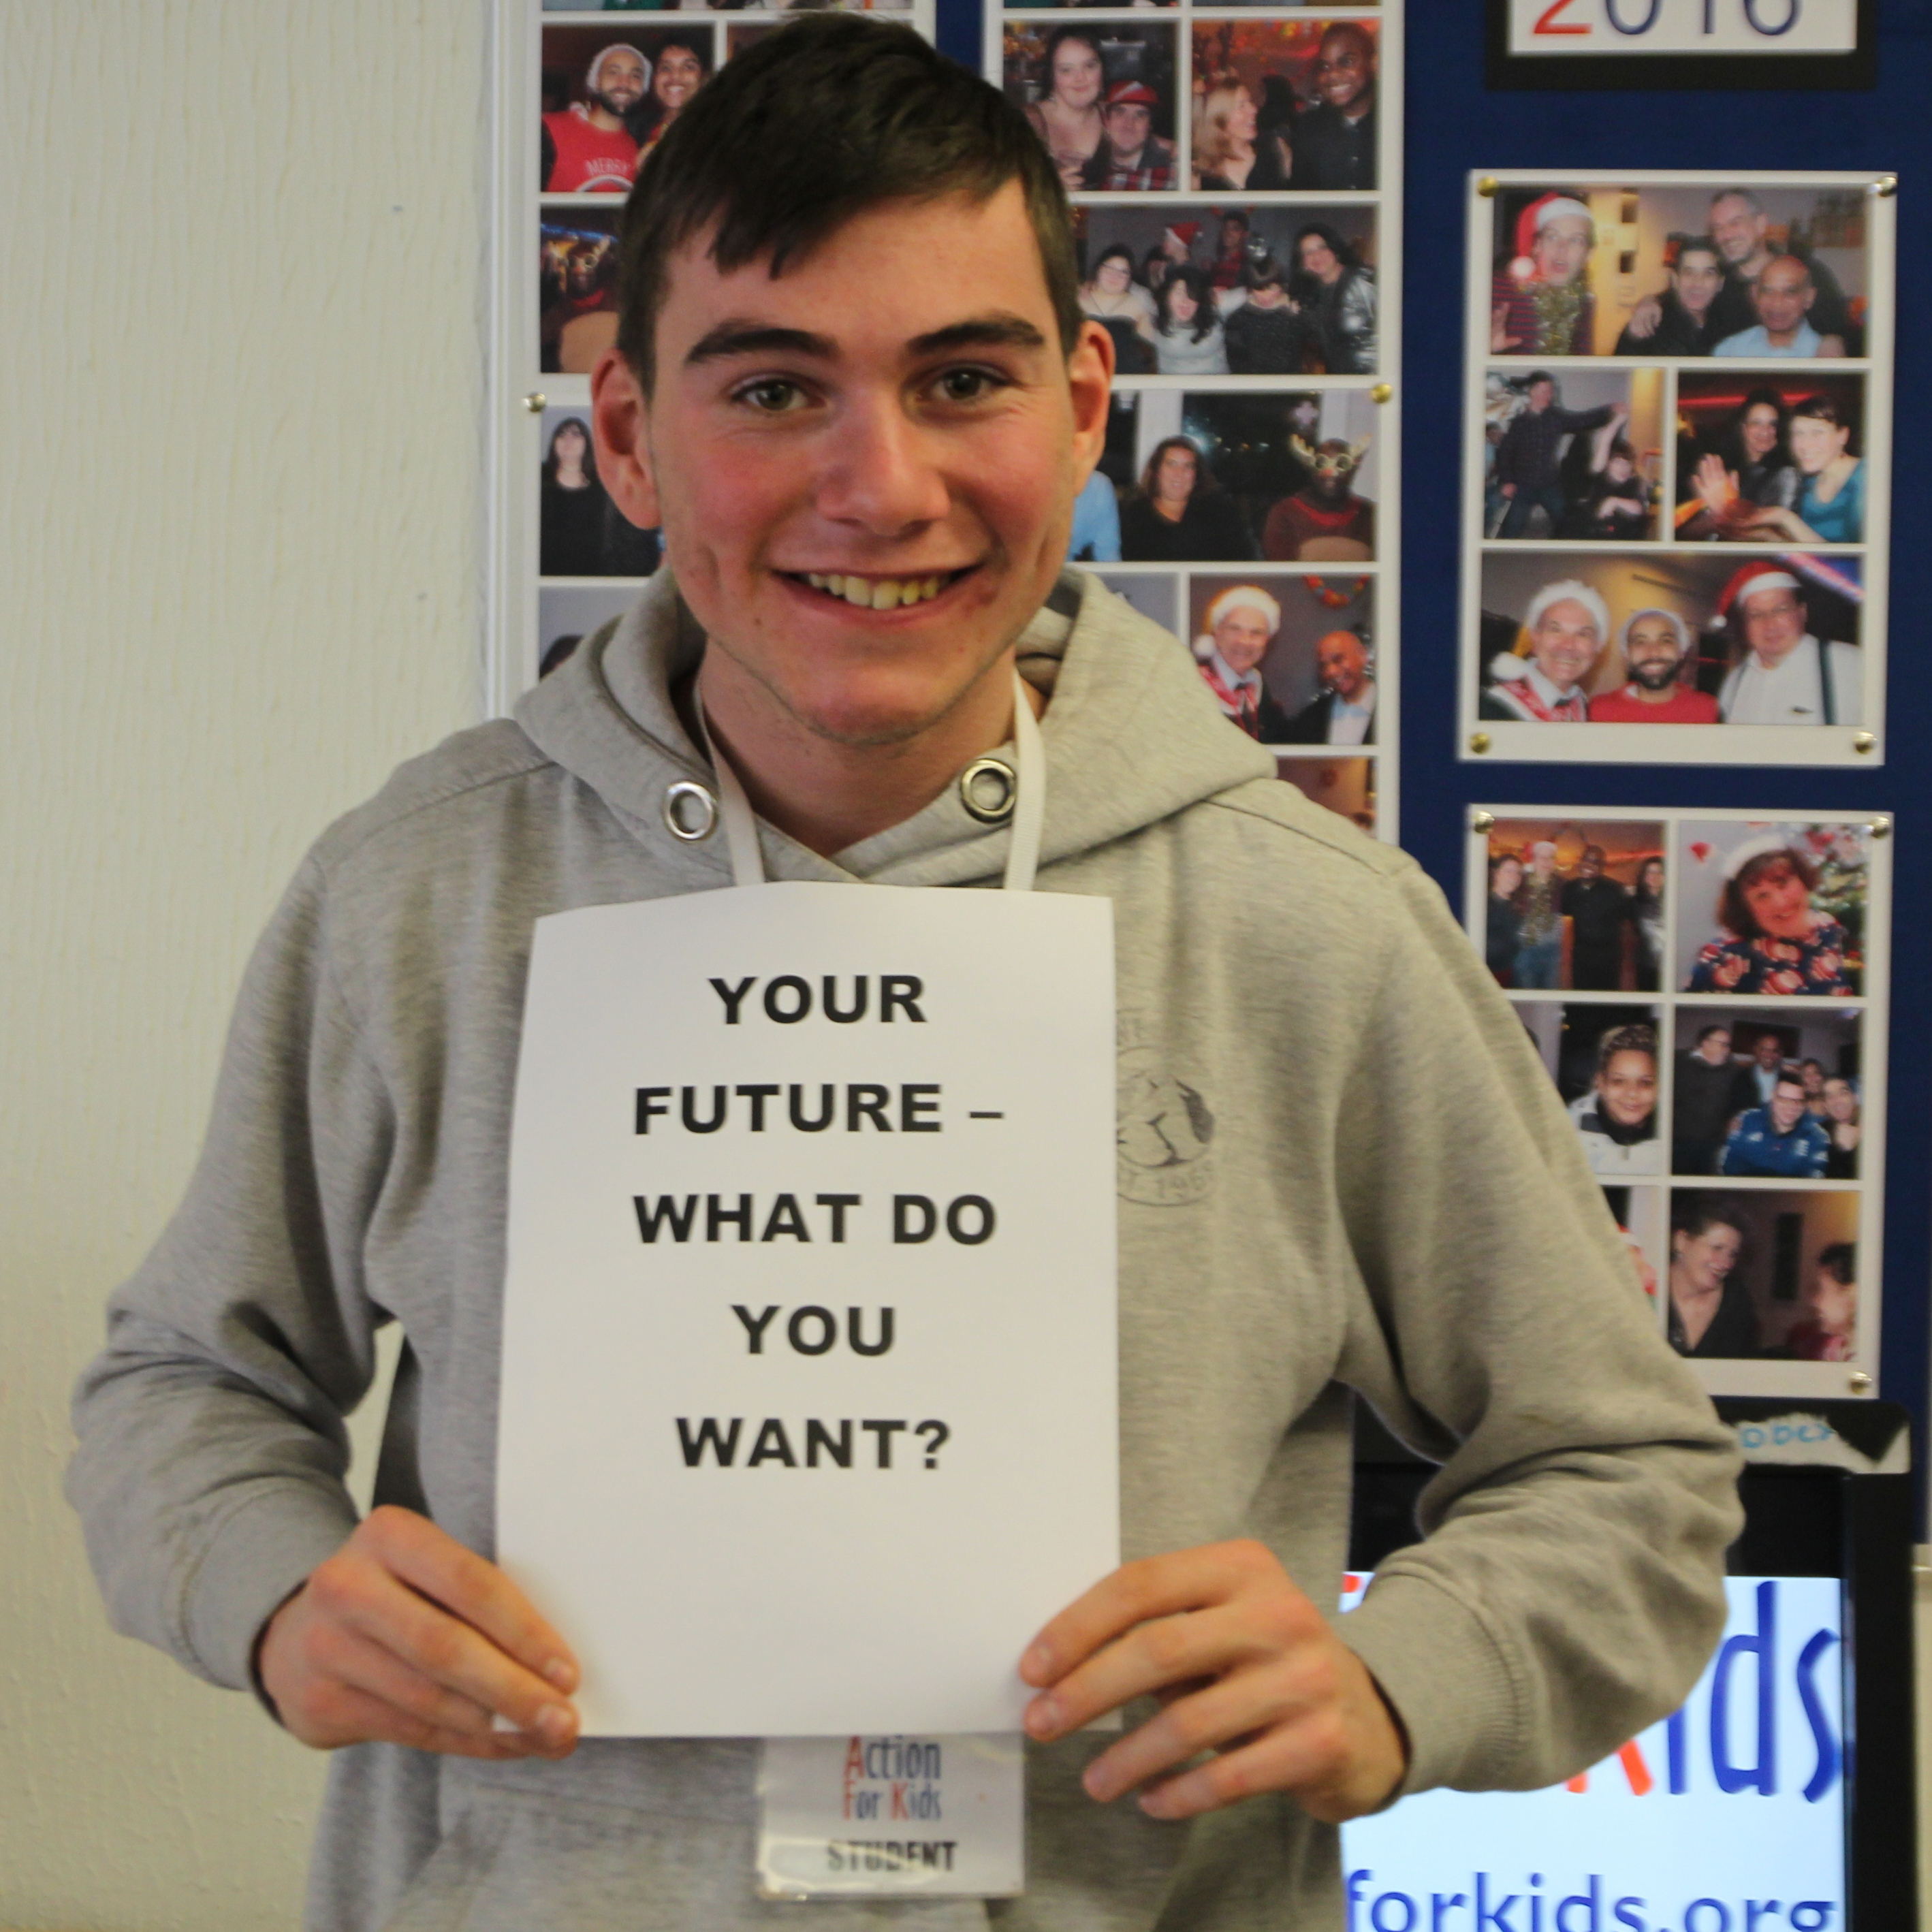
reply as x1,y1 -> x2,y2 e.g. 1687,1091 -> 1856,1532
1470,810 -> 1495,834
1477,177 -> 1499,198
1852,731 -> 1875,755
1371,383 -> 1393,405
524,392 -> 547,413
1867,814 -> 1892,840
1468,733 -> 1491,755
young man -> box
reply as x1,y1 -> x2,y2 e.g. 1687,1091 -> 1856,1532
1492,371 -> 1625,540
541,44 -> 646,193
1079,81 -> 1175,193
69,20 -> 1738,1931
1282,628 -> 1376,746
1615,236 -> 1725,357
1721,1073 -> 1832,1180
1588,607 -> 1720,725
1288,22 -> 1376,191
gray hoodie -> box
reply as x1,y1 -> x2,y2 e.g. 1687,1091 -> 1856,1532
69,569 -> 1740,1931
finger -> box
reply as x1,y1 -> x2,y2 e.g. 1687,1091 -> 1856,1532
362,1508 -> 578,1692
1026,1600 -> 1299,1741
319,1683 -> 550,1762
1022,1542 -> 1280,1688
1133,1721 -> 1348,1822
1081,1659 -> 1325,1802
323,1624 -> 510,1743
322,1555 -> 577,1745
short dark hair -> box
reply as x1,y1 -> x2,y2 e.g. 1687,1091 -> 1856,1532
1790,392 -> 1850,431
1293,221 -> 1360,274
1817,1241 -> 1856,1285
614,15 -> 1080,392
1675,236 -> 1722,273
1673,1197 -> 1745,1244
1696,1022 -> 1732,1045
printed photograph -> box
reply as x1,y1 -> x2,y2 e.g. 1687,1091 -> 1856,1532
1100,389 -> 1381,565
1665,1190 -> 1860,1363
1515,1002 -> 1664,1178
537,584 -> 643,682
1480,366 -> 1664,543
1602,1184 -> 1666,1305
1190,20 -> 1377,193
1480,818 -> 1667,993
1092,571 -> 1178,635
1674,820 -> 1869,998
1076,203 -> 1378,377
1476,550 -> 1863,727
539,405 -> 661,580
1186,572 -> 1375,745
540,27 -> 716,193
1674,373 -> 1867,546
1273,756 -> 1376,835
1670,1007 -> 1862,1180
1002,23 -> 1179,193
1489,182 -> 1871,360
539,208 -> 620,375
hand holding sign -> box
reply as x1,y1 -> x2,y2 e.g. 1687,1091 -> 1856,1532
1018,1539 -> 1409,1823
257,1506 -> 581,1760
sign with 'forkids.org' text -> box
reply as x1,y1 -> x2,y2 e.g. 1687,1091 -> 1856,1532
1340,1575 -> 1845,1932
496,882 -> 1120,1738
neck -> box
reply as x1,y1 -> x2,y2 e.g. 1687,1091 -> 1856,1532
586,103 -> 624,132
1630,680 -> 1677,705
1767,323 -> 1801,346
695,646 -> 1042,861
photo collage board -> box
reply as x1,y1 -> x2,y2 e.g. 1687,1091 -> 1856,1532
987,4 -> 1402,836
507,0 -> 938,702
1459,170 -> 1895,768
1466,807 -> 1890,1401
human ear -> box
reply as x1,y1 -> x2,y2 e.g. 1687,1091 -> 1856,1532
589,347 -> 663,530
1066,317 -> 1115,490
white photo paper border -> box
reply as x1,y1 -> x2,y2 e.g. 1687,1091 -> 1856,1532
1457,168 -> 1895,769
489,0 -> 940,716
1463,803 -> 1890,1402
987,5 -> 1403,836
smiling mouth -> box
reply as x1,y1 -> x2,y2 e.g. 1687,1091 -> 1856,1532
786,567 -> 975,612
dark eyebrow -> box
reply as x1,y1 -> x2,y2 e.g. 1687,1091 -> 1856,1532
684,321 -> 837,368
909,315 -> 1049,356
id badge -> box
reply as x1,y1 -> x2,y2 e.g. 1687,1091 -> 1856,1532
756,1733 -> 1026,1899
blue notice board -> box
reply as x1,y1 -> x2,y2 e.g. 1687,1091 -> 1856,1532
935,0 -> 1932,1506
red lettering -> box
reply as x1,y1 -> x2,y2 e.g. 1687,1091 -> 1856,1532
1534,0 -> 1592,33
891,1782 -> 908,1819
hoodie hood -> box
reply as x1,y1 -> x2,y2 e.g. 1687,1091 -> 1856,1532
515,566 -> 1278,889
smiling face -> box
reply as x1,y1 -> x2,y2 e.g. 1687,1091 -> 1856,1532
1154,442 -> 1197,504
1769,1077 -> 1808,1136
1212,605 -> 1272,676
1696,1026 -> 1733,1066
1740,585 -> 1805,668
1533,215 -> 1591,287
1626,615 -> 1684,691
590,48 -> 648,118
1673,1221 -> 1741,1296
588,183 -> 1110,750
1710,193 -> 1769,268
1741,402 -> 1780,460
1790,412 -> 1850,476
1673,245 -> 1723,317
1049,37 -> 1103,111
654,44 -> 703,114
1316,630 -> 1367,701
1598,1049 -> 1657,1130
1297,233 -> 1341,284
1753,1034 -> 1783,1070
1739,856 -> 1814,943
1753,257 -> 1815,341
1313,27 -> 1374,112
1165,278 -> 1197,327
1823,1077 -> 1856,1124
1492,856 -> 1523,898
1092,253 -> 1130,297
1530,597 -> 1600,691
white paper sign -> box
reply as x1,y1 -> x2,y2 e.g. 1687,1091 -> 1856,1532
496,881 -> 1120,1736
757,1734 -> 1026,1899
1509,0 -> 1858,55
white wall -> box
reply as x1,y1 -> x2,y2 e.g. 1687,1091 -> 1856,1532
0,4 -> 486,1925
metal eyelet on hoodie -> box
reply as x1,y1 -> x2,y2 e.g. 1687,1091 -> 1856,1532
663,780 -> 720,842
958,757 -> 1017,825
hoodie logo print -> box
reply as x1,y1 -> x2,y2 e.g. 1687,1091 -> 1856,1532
1115,1015 -> 1217,1206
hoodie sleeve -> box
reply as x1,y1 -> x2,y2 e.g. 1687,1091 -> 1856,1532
66,855 -> 382,1692
1327,856 -> 1742,1799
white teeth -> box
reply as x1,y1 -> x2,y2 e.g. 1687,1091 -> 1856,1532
798,571 -> 950,608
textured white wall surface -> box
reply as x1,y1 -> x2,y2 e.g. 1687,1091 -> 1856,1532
0,3 -> 486,1925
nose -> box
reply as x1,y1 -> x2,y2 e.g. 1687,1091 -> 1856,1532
812,394 -> 953,540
